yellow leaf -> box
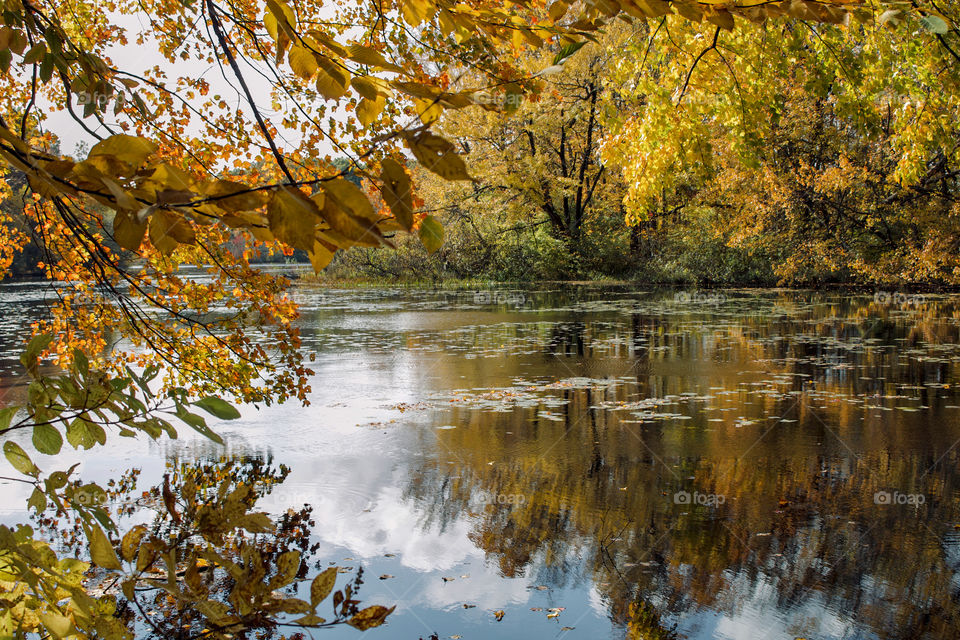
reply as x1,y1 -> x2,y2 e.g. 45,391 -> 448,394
308,240 -> 335,274
401,0 -> 434,27
414,98 -> 443,124
267,187 -> 319,251
39,612 -> 74,638
316,56 -> 350,100
102,178 -> 138,210
112,210 -> 148,251
204,180 -> 266,212
89,525 -> 122,570
149,210 -> 195,255
346,44 -> 402,72
264,11 -> 279,42
289,46 -> 318,80
356,95 -> 385,126
121,525 -> 149,562
403,131 -> 473,181
318,198 -> 387,247
705,8 -> 735,30
419,214 -> 444,254
351,76 -> 381,100
347,605 -> 395,630
310,567 -> 337,606
380,158 -> 414,231
323,178 -> 379,223
266,0 -> 296,31
89,134 -> 158,168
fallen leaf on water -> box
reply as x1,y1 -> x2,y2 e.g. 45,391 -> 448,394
462,604 -> 476,609
442,577 -> 455,582
494,610 -> 505,621
379,574 -> 394,580
561,627 -> 575,631
530,607 -> 543,611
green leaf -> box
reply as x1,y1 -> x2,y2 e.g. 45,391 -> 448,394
4,441 -> 39,476
20,334 -> 53,371
66,419 -> 93,449
32,424 -> 63,455
920,15 -> 949,34
88,525 -> 122,570
72,349 -> 89,376
27,487 -> 47,512
310,567 -> 337,606
419,215 -> 444,254
0,406 -> 19,432
193,397 -> 241,420
552,40 -> 586,65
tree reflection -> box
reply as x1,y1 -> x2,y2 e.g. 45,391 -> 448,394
405,293 -> 960,639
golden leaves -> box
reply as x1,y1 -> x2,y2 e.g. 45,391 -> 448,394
310,567 -> 337,606
403,131 -> 474,181
289,46 -> 318,80
308,240 -> 335,273
112,211 -> 148,252
347,605 -> 396,630
356,95 -> 386,126
88,525 -> 122,570
401,0 -> 435,27
89,134 -> 158,169
380,158 -> 414,231
204,180 -> 267,213
345,44 -> 402,73
149,210 -> 196,256
267,187 -> 319,251
315,55 -> 351,100
323,178 -> 378,223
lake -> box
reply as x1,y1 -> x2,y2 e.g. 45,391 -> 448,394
2,282 -> 959,640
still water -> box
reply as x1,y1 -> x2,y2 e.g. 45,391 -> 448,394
2,282 -> 960,639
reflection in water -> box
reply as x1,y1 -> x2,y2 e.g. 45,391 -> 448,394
389,290 -> 960,640
3,283 -> 960,639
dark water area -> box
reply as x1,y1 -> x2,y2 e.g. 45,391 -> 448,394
2,282 -> 960,639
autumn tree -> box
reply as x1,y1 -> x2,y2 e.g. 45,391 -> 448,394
602,2 -> 960,284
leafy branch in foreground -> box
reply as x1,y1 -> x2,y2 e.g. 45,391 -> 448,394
1,456 -> 392,639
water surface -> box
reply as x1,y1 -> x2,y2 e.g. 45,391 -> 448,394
2,283 -> 959,640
